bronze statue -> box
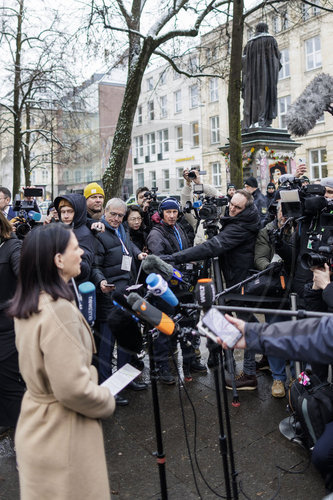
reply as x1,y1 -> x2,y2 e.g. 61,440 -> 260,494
242,23 -> 281,129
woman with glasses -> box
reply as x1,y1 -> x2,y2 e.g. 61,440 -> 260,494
124,205 -> 148,254
91,199 -> 148,404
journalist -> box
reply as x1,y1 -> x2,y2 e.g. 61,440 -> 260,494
222,313 -> 333,494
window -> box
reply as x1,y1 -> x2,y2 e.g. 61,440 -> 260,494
313,0 -> 322,16
63,170 -> 70,183
158,129 -> 169,156
310,148 -> 327,179
177,168 -> 184,189
302,3 -> 310,20
190,84 -> 199,108
136,169 -> 144,187
174,90 -> 182,113
147,77 -> 153,91
135,135 -> 144,161
305,35 -> 321,71
148,100 -> 154,120
146,132 -> 156,158
31,170 -> 37,184
206,46 -> 217,62
189,55 -> 198,73
278,95 -> 291,129
209,78 -> 219,102
137,105 -> 142,124
160,71 -> 166,85
163,169 -> 170,190
86,169 -> 94,182
272,16 -> 280,34
160,95 -> 167,118
75,170 -> 82,183
210,116 -> 220,144
191,122 -> 199,147
150,171 -> 156,189
42,169 -> 49,183
212,162 -> 221,187
279,49 -> 290,80
176,126 -> 183,150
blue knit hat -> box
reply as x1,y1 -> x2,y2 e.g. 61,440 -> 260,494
159,197 -> 180,212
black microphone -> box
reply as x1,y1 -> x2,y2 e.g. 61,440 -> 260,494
127,292 -> 176,336
195,278 -> 216,311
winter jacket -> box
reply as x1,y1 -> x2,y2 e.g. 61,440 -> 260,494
304,281 -> 333,313
0,235 -> 22,360
168,203 -> 261,286
15,292 -> 115,500
91,220 -> 140,321
54,194 -> 96,284
147,220 -> 191,256
252,188 -> 268,225
245,316 -> 333,365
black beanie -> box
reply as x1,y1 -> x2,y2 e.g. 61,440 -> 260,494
244,176 -> 258,188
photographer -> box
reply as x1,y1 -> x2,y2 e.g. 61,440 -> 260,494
222,313 -> 333,494
181,167 -> 221,245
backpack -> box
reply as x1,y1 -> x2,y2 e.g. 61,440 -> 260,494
288,372 -> 333,449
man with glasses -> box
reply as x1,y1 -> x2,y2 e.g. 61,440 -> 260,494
0,187 -> 16,220
163,190 -> 262,390
91,198 -> 148,405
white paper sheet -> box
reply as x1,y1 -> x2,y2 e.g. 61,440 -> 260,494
101,363 -> 142,396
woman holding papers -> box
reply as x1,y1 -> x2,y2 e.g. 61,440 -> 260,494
9,224 -> 115,500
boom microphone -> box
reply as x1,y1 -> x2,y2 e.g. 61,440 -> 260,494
146,273 -> 179,307
287,73 -> 333,136
142,254 -> 186,283
127,292 -> 176,336
78,281 -> 96,325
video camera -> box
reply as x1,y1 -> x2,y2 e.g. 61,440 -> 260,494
301,236 -> 333,270
11,187 -> 43,239
187,166 -> 207,179
278,175 -> 327,220
143,186 -> 160,213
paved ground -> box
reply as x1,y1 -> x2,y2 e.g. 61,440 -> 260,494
0,345 -> 326,500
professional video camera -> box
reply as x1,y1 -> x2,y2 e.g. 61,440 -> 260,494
143,186 -> 160,214
301,235 -> 333,270
184,185 -> 228,222
11,187 -> 43,239
278,174 -> 327,219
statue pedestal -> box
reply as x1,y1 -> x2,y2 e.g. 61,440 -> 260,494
220,127 -> 302,190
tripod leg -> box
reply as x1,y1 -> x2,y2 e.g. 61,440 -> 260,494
208,340 -> 232,500
148,332 -> 168,500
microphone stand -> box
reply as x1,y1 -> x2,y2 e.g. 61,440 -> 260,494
146,326 -> 168,500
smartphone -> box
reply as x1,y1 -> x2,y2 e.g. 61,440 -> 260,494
105,283 -> 116,290
202,308 -> 242,348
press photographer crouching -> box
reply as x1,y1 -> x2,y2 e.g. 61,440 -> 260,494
222,313 -> 333,494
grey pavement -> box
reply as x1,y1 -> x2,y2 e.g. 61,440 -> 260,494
0,344 -> 326,500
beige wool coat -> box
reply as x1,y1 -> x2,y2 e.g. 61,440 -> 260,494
14,293 -> 115,500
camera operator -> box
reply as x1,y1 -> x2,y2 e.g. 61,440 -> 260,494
147,197 -> 207,383
222,313 -> 333,494
254,200 -> 295,397
244,176 -> 268,226
163,190 -> 262,390
181,167 -> 221,245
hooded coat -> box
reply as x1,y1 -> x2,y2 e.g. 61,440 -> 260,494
54,194 -> 96,284
14,293 -> 115,500
169,203 -> 261,287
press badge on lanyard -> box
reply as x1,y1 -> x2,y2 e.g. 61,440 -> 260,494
117,232 -> 132,271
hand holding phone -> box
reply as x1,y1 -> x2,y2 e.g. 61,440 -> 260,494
202,308 -> 242,348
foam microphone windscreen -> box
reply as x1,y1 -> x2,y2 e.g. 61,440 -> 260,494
195,278 -> 216,310
142,254 -> 174,281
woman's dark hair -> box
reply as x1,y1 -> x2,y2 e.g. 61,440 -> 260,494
124,204 -> 143,222
9,223 -> 74,319
0,210 -> 13,239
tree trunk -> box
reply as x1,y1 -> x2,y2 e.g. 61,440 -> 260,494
12,0 -> 23,196
102,38 -> 155,200
227,0 -> 244,188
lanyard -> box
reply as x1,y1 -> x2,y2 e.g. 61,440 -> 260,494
173,226 -> 183,251
116,228 -> 130,255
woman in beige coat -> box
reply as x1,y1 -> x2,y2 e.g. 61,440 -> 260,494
9,223 -> 115,500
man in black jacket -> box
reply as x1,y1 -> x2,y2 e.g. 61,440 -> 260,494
164,190 -> 262,390
147,197 -> 206,384
244,176 -> 267,226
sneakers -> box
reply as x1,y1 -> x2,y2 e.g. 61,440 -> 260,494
159,367 -> 176,385
255,355 -> 270,372
225,371 -> 257,391
271,379 -> 286,398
